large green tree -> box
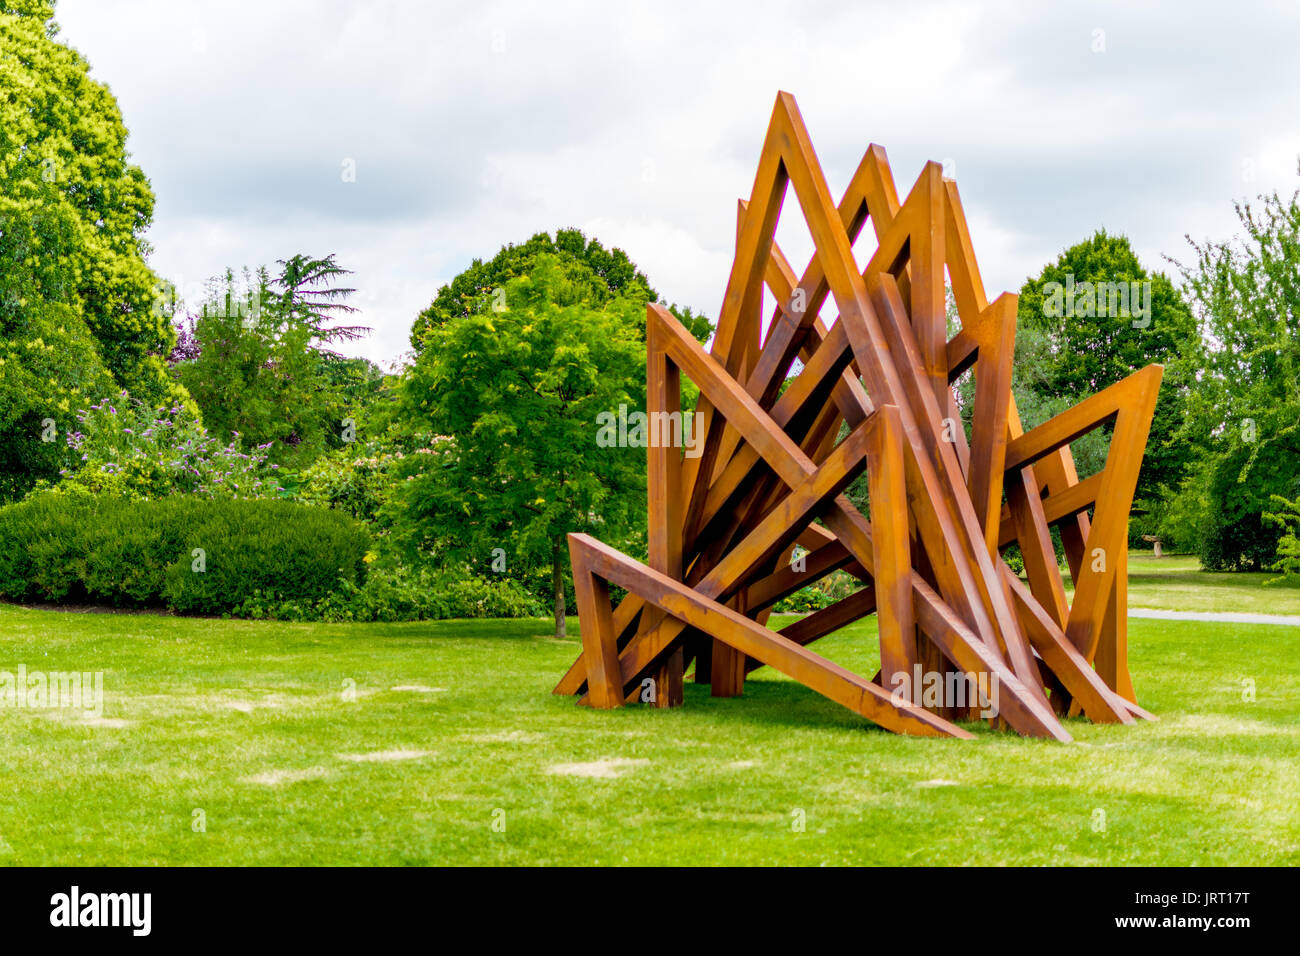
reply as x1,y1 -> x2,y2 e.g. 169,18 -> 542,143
1,5 -> 115,500
410,228 -> 710,351
0,187 -> 114,499
0,1 -> 180,404
1169,173 -> 1300,569
396,251 -> 706,637
1015,231 -> 1200,508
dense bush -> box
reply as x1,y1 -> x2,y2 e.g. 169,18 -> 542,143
234,563 -> 544,622
773,585 -> 835,614
0,495 -> 368,613
1199,435 -> 1300,571
161,504 -> 370,614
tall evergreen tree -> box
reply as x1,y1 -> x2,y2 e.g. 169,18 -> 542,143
172,257 -> 370,466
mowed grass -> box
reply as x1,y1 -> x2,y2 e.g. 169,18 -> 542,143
0,599 -> 1296,866
1067,552 -> 1300,615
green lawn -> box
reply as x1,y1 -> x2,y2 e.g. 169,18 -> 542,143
1068,552 -> 1300,615
1,598 -> 1296,866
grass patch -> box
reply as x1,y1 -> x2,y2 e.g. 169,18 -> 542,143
0,602 -> 1295,865
1061,551 -> 1300,615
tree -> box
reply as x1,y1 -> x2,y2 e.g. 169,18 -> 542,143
171,257 -> 369,466
275,254 -> 370,355
1170,169 -> 1300,569
410,228 -> 710,350
1,2 -> 55,21
0,2 -> 182,405
0,160 -> 116,500
0,284 -> 115,500
396,253 -> 676,637
1015,231 -> 1200,509
1264,493 -> 1300,581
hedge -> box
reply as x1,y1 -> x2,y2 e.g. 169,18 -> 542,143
0,494 -> 370,614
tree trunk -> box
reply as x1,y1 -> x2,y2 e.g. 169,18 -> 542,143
552,536 -> 566,638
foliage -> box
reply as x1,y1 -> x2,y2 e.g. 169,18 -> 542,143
1015,231 -> 1200,503
0,295 -> 115,501
1197,436 -> 1300,571
320,354 -> 387,426
234,563 -> 543,623
1172,171 -> 1300,569
396,251 -> 704,635
410,228 -> 710,351
772,569 -> 862,613
773,585 -> 835,614
0,494 -> 369,613
1007,320 -> 1112,481
33,392 -> 284,500
1001,545 -> 1026,576
0,2 -> 56,24
275,253 -> 370,354
171,261 -> 375,466
160,503 -> 370,615
294,438 -> 404,523
1264,495 -> 1300,582
0,2 -> 183,405
0,11 -> 135,502
1147,472 -> 1209,555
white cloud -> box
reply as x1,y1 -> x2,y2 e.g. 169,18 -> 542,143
53,0 -> 1300,364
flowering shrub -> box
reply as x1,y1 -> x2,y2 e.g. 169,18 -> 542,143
773,585 -> 836,614
295,440 -> 401,522
40,391 -> 285,500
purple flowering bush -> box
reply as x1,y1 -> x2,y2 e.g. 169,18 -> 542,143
39,391 -> 285,500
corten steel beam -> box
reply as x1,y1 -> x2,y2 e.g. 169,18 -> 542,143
556,91 -> 1161,739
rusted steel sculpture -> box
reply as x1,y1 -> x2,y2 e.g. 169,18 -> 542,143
556,92 -> 1161,740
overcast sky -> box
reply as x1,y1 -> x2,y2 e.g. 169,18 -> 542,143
55,0 -> 1300,367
